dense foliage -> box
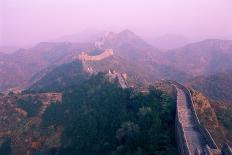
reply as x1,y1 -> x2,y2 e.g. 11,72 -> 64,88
0,137 -> 11,155
17,96 -> 42,117
212,105 -> 232,145
190,71 -> 232,145
217,106 -> 232,131
42,73 -> 177,155
191,71 -> 232,103
27,61 -> 89,93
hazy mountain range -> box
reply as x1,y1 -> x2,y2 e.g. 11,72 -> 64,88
189,71 -> 232,104
1,29 -> 232,155
0,46 -> 20,54
144,34 -> 193,50
0,30 -> 232,92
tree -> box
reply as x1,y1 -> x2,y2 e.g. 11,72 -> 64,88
0,137 -> 11,155
41,73 -> 177,155
8,91 -> 14,96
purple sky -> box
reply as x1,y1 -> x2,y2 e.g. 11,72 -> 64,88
1,0 -> 232,46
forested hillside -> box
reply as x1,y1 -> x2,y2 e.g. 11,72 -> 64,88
27,61 -> 89,93
189,71 -> 232,104
37,68 -> 177,154
166,39 -> 232,77
190,72 -> 232,147
0,61 -> 178,154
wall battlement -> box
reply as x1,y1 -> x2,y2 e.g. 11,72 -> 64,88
107,70 -> 128,89
168,80 -> 232,155
78,49 -> 113,61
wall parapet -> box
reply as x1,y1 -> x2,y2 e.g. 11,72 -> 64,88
168,80 -> 232,155
222,144 -> 232,155
176,110 -> 191,155
185,87 -> 218,149
169,81 -> 191,155
78,49 -> 113,61
170,81 -> 218,148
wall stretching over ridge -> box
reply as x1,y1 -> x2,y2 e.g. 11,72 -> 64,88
222,144 -> 232,155
175,111 -> 191,155
78,49 -> 113,61
168,80 -> 232,155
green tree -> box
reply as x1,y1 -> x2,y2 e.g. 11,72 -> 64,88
41,73 -> 177,155
0,137 -> 11,155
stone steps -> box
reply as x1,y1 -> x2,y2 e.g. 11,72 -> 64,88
176,87 -> 207,155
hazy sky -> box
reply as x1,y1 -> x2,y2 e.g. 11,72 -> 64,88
1,0 -> 232,46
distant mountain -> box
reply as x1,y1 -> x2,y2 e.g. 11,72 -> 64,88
27,61 -> 89,92
53,29 -> 105,43
0,53 -> 24,90
0,30 -> 194,91
0,46 -> 19,54
189,71 -> 232,104
145,34 -> 192,50
93,30 -> 192,81
0,42 -> 94,91
2,31 -> 232,91
94,30 -> 163,63
166,39 -> 232,76
81,30 -> 189,84
2,30 -> 164,91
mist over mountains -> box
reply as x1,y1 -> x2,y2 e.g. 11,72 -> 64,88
1,29 -> 232,154
1,0 -> 232,154
0,30 -> 232,91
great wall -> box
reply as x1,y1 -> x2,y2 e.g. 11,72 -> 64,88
3,47 -> 230,154
169,81 -> 232,155
77,48 -> 129,89
78,49 -> 113,61
51,47 -> 232,154
108,70 -> 128,89
80,56 -> 231,155
118,77 -> 231,155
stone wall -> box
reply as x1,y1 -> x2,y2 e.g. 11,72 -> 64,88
78,49 -> 113,61
107,70 -> 128,89
222,144 -> 232,155
169,80 -> 232,155
185,87 -> 218,149
175,111 -> 191,155
171,81 -> 218,146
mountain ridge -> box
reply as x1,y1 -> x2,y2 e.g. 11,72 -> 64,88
166,39 -> 232,76
1,30 -> 232,92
